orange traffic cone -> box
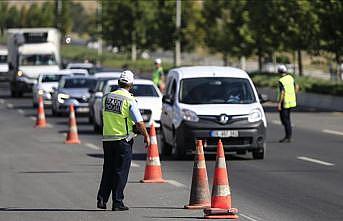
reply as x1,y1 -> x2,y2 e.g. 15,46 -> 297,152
65,104 -> 81,144
204,139 -> 238,219
184,140 -> 211,209
140,123 -> 166,183
35,96 -> 47,128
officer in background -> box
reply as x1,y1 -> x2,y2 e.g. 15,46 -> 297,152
97,70 -> 150,211
152,58 -> 165,92
277,65 -> 299,143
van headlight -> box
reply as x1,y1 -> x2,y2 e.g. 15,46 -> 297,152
181,109 -> 199,122
17,70 -> 23,77
248,109 -> 262,122
57,93 -> 70,103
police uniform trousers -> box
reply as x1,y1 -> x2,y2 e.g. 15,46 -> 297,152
280,107 -> 293,139
97,139 -> 133,207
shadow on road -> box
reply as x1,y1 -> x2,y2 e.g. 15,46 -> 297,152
144,216 -> 202,219
0,208 -> 100,212
18,171 -> 74,174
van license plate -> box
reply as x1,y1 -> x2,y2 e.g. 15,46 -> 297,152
210,130 -> 239,138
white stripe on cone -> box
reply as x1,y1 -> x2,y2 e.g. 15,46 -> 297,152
147,157 -> 161,166
213,184 -> 231,197
151,136 -> 157,145
195,160 -> 206,169
216,157 -> 227,169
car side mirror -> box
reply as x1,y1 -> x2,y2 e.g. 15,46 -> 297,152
162,95 -> 174,104
258,93 -> 269,103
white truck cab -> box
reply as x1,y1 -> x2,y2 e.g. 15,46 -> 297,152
7,28 -> 61,97
160,66 -> 267,159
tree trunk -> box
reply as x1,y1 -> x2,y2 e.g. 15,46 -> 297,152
258,49 -> 262,72
223,53 -> 228,66
131,43 -> 137,61
297,49 -> 303,76
336,53 -> 342,81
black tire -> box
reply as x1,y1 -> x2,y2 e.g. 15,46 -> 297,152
11,90 -> 22,97
252,143 -> 266,160
161,127 -> 172,156
237,150 -> 247,155
172,131 -> 186,160
94,122 -> 101,134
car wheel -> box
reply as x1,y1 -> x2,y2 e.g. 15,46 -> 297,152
252,143 -> 266,160
94,122 -> 101,134
171,130 -> 185,160
160,127 -> 172,156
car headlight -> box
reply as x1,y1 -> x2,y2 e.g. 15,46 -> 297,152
38,89 -> 44,95
17,70 -> 23,77
57,93 -> 70,103
181,109 -> 199,122
248,109 -> 262,122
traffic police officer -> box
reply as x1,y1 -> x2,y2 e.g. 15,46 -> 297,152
97,70 -> 150,211
277,65 -> 298,143
152,58 -> 165,92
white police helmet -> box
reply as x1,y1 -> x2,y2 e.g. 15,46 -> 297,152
154,58 -> 162,64
277,65 -> 287,73
119,70 -> 134,84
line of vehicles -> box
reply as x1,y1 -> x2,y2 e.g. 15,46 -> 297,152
2,28 -> 268,160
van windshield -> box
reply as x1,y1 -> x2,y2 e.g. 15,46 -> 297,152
0,55 -> 7,64
179,77 -> 256,104
20,54 -> 57,66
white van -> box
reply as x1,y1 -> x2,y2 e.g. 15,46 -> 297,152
160,66 -> 267,159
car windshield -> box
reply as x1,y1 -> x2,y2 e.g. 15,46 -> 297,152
0,55 -> 7,63
60,78 -> 97,89
105,84 -> 159,97
41,74 -> 64,83
20,54 -> 57,66
179,77 -> 256,104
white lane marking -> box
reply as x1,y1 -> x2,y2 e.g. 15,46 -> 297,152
46,123 -> 53,128
17,109 -> 24,114
240,213 -> 260,221
30,116 -> 36,121
0,99 -> 4,104
131,162 -> 140,168
6,103 -> 13,108
166,180 -> 187,188
297,156 -> 334,166
85,142 -> 100,150
322,129 -> 343,136
271,120 -> 281,125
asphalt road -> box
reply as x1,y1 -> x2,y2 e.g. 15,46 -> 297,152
0,82 -> 343,221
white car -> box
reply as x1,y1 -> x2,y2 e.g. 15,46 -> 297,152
59,68 -> 89,76
93,79 -> 162,133
0,48 -> 9,81
66,63 -> 97,75
160,66 -> 267,159
32,71 -> 72,107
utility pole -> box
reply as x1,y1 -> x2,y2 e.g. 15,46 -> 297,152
97,0 -> 103,61
55,0 -> 62,31
175,0 -> 181,67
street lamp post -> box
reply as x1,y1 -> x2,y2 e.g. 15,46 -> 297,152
175,0 -> 181,67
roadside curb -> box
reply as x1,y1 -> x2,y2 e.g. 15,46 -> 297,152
258,87 -> 343,112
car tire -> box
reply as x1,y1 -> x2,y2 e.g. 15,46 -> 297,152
252,143 -> 266,160
160,127 -> 172,156
171,130 -> 186,160
94,122 -> 101,134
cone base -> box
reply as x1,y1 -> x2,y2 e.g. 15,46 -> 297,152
204,214 -> 238,219
35,124 -> 47,128
65,140 -> 81,144
204,207 -> 238,219
184,203 -> 210,209
140,179 -> 166,183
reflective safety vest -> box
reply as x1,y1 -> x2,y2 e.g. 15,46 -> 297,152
102,89 -> 135,141
279,75 -> 297,109
152,67 -> 163,86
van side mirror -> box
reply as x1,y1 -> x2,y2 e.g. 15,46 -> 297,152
258,93 -> 269,103
162,95 -> 174,104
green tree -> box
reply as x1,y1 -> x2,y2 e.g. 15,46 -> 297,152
247,0 -> 280,71
0,2 -> 9,36
274,0 -> 319,76
314,0 -> 343,74
202,0 -> 253,65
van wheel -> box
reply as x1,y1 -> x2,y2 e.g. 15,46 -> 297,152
252,143 -> 266,160
172,133 -> 185,160
161,128 -> 172,156
94,122 -> 101,133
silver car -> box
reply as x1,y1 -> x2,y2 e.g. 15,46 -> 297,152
51,76 -> 97,116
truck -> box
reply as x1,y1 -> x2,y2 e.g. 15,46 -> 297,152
7,28 -> 61,97
0,47 -> 8,81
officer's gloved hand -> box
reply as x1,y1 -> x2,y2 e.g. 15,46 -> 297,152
133,125 -> 141,134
